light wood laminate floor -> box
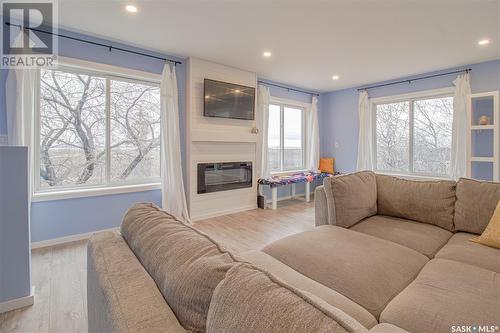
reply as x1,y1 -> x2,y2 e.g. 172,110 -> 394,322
0,200 -> 315,333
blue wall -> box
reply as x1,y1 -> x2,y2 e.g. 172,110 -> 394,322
31,190 -> 161,241
0,28 -> 186,242
319,59 -> 500,174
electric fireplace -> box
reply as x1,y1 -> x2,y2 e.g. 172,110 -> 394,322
197,162 -> 252,194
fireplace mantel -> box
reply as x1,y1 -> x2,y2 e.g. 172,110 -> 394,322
191,129 -> 258,143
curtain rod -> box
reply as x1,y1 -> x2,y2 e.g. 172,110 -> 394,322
258,81 -> 320,97
5,22 -> 182,65
357,68 -> 471,91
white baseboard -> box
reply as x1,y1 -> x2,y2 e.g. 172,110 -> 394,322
0,286 -> 35,314
31,227 -> 119,249
192,204 -> 257,221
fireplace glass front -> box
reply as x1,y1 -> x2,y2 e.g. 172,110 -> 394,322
197,162 -> 252,194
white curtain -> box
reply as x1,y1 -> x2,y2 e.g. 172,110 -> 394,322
257,84 -> 271,179
160,63 -> 190,223
6,68 -> 37,201
307,95 -> 320,170
450,73 -> 471,180
6,68 -> 36,146
356,90 -> 374,170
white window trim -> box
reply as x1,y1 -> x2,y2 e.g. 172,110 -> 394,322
32,182 -> 162,202
269,97 -> 310,175
33,56 -> 162,201
371,87 -> 455,179
56,56 -> 162,83
270,96 -> 312,109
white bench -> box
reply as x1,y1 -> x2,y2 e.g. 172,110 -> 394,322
258,172 -> 334,210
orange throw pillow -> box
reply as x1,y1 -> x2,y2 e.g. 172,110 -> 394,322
470,199 -> 500,249
319,158 -> 335,174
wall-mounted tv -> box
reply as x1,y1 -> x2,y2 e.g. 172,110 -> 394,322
204,79 -> 255,120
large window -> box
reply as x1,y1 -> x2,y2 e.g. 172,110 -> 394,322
374,92 -> 453,177
36,66 -> 161,193
268,102 -> 305,172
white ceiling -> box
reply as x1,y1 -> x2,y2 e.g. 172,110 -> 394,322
58,0 -> 500,92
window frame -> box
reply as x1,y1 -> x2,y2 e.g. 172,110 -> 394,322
33,57 -> 162,202
371,87 -> 455,179
268,97 -> 309,174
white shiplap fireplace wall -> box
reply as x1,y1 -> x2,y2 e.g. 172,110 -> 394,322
186,57 -> 258,220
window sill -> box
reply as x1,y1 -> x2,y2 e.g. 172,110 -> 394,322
32,182 -> 162,202
375,171 -> 451,181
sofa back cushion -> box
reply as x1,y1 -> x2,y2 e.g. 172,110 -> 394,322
120,203 -> 238,333
206,263 -> 367,333
323,171 -> 377,228
376,174 -> 456,231
454,178 -> 500,234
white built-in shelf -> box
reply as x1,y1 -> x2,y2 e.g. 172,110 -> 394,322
471,125 -> 494,130
471,156 -> 495,162
191,129 -> 258,143
467,91 -> 499,181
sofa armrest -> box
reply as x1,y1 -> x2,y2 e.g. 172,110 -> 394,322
369,323 -> 410,333
87,231 -> 186,333
315,185 -> 334,226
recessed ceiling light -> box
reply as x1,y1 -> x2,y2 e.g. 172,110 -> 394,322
125,4 -> 138,13
263,51 -> 272,58
478,39 -> 490,46
332,75 -> 340,80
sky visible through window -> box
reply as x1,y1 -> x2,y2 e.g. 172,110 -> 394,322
268,103 -> 304,171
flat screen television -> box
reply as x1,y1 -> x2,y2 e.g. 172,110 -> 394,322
204,79 -> 255,120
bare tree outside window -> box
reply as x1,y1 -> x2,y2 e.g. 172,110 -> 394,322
375,96 -> 453,177
38,68 -> 161,190
376,102 -> 410,172
110,80 -> 160,182
413,97 -> 453,175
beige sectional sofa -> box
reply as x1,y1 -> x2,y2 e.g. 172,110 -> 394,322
88,203 -> 386,333
87,172 -> 500,333
311,171 -> 500,333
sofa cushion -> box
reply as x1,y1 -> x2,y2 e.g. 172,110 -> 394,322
350,215 -> 453,258
380,259 -> 500,333
319,157 -> 335,174
120,203 -> 239,333
376,174 -> 456,231
323,171 -> 377,228
368,324 -> 410,333
455,178 -> 500,234
206,263 -> 368,333
435,232 -> 500,273
87,231 -> 187,333
262,226 -> 428,318
240,250 -> 378,329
